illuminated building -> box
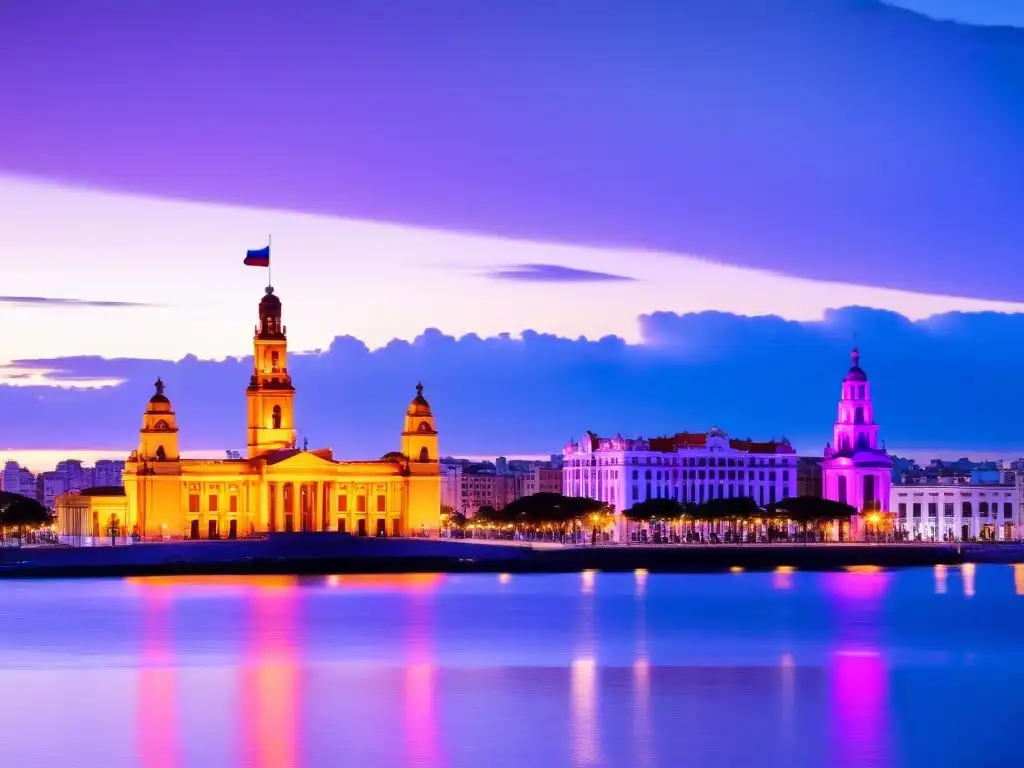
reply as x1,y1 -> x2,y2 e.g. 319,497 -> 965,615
821,347 -> 893,536
56,285 -> 441,542
891,483 -> 1018,541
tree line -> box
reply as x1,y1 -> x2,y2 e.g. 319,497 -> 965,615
0,491 -> 53,539
443,492 -> 856,527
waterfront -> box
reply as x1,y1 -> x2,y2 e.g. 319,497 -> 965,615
2,567 -> 1024,767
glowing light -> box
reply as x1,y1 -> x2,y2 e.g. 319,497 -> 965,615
498,572 -> 511,585
729,566 -> 744,573
581,569 -> 596,593
634,568 -> 648,595
962,562 -> 975,597
571,658 -> 599,766
845,565 -> 881,574
773,565 -> 794,591
934,564 -> 947,594
1015,564 -> 1024,596
327,575 -> 340,587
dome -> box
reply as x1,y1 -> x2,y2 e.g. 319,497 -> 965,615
408,382 -> 432,416
259,285 -> 282,317
148,377 -> 171,408
843,347 -> 868,382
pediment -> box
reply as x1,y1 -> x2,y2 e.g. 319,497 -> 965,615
265,450 -> 338,469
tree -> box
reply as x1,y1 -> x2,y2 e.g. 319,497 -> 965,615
699,496 -> 762,520
499,493 -> 605,526
766,496 -> 856,523
0,491 -> 53,542
623,498 -> 685,521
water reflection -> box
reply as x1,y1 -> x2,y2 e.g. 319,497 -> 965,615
243,585 -> 300,768
138,590 -> 180,768
1015,564 -> 1024,596
773,565 -> 794,590
962,563 -> 976,598
403,589 -> 442,767
934,564 -> 948,594
571,658 -> 599,767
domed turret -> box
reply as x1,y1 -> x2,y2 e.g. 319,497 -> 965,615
148,378 -> 171,411
407,382 -> 432,417
257,286 -> 285,339
844,347 -> 867,382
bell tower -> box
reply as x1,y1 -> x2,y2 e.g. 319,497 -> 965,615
246,286 -> 296,457
401,382 -> 439,470
139,377 -> 180,463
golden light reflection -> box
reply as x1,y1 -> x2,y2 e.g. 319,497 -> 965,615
322,573 -> 444,591
498,572 -> 511,585
845,565 -> 882,574
773,566 -> 794,591
581,569 -> 596,594
571,657 -> 599,767
1015,565 -> 1024,596
934,564 -> 947,595
128,575 -> 298,591
962,562 -> 976,598
634,568 -> 647,596
729,566 -> 744,573
243,586 -> 299,768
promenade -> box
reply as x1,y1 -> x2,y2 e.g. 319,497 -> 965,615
1,535 -> 1021,579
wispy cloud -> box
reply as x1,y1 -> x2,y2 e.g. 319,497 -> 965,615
0,295 -> 150,308
485,264 -> 637,283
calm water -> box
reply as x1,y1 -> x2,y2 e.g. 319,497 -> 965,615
1,565 -> 1023,767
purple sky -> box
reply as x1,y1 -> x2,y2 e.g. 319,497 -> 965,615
1,0 -> 1023,464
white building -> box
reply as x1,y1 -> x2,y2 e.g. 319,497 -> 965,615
1,461 -> 36,498
892,484 -> 1019,541
440,463 -> 462,512
40,471 -> 70,510
562,428 -> 798,535
93,459 -> 126,488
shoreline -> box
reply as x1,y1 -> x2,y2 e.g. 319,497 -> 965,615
2,536 -> 1020,579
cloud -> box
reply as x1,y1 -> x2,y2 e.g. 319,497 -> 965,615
0,296 -> 150,308
2,307 -> 1024,461
485,264 -> 637,283
1,2 -> 1022,301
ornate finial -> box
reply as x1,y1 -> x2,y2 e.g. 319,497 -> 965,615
154,377 -> 164,396
416,381 -> 423,395
265,285 -> 275,295
851,346 -> 860,367
303,436 -> 308,451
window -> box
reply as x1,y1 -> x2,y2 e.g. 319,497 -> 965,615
209,495 -> 218,512
271,350 -> 280,372
229,495 -> 238,513
962,501 -> 973,517
837,476 -> 847,505
188,494 -> 200,513
897,503 -> 907,518
419,446 -> 430,462
272,405 -> 282,430
943,503 -> 954,517
1006,503 -> 1015,520
980,502 -> 989,517
863,475 -> 876,505
338,495 -> 348,512
356,495 -> 367,513
927,503 -> 937,517
376,494 -> 386,512
912,503 -> 921,518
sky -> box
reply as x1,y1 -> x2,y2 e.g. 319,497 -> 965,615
1,0 -> 1023,471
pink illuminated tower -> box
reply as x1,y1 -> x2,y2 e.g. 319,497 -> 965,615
822,348 -> 893,534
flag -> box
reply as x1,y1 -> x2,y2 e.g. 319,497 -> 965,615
244,245 -> 270,267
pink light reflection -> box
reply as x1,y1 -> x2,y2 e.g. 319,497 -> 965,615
137,590 -> 180,768
403,592 -> 444,768
242,584 -> 301,768
830,650 -> 889,768
822,567 -> 890,602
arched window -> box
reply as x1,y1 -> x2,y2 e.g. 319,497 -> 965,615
419,446 -> 430,462
863,475 -> 875,506
272,405 -> 282,430
154,419 -> 169,430
418,421 -> 431,433
854,407 -> 864,425
837,475 -> 847,504
155,445 -> 166,461
856,432 -> 868,449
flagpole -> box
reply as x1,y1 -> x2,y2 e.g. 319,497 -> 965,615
268,234 -> 272,288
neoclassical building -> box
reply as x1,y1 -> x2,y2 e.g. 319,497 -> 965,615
821,347 -> 893,530
57,286 -> 441,543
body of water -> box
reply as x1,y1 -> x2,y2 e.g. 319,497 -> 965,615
1,565 -> 1022,767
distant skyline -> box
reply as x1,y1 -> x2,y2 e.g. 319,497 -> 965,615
2,1 -> 1022,459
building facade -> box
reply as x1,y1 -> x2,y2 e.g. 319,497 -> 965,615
1,461 -> 35,498
892,484 -> 1019,541
562,428 -> 798,536
56,285 -> 441,543
822,348 -> 893,528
